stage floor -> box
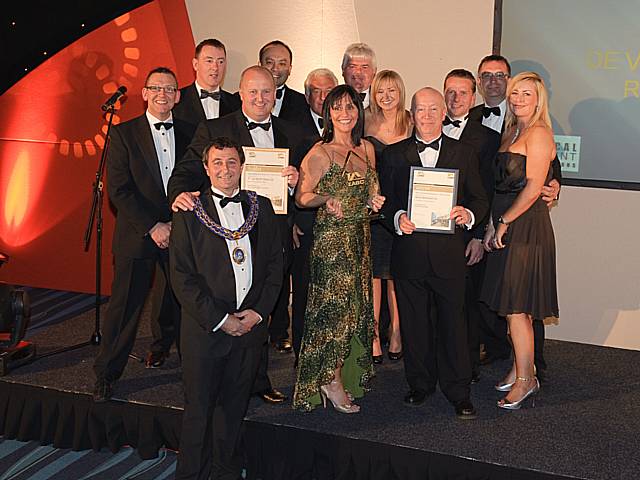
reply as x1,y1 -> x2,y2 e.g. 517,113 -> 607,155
1,305 -> 638,480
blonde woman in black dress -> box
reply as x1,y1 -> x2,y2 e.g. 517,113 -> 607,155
482,72 -> 559,409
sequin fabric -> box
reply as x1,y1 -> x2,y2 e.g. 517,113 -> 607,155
293,153 -> 378,412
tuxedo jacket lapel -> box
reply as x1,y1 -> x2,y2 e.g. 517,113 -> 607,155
188,84 -> 207,123
232,111 -> 255,147
405,138 -> 422,167
135,117 -> 165,193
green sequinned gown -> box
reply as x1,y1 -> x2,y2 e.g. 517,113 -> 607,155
293,152 -> 377,412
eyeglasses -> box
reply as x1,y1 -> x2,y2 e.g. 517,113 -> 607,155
480,72 -> 509,81
145,85 -> 177,94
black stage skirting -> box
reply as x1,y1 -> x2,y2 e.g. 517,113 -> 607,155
1,305 -> 638,480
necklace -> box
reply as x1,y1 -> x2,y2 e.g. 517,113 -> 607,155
193,192 -> 259,265
512,127 -> 521,145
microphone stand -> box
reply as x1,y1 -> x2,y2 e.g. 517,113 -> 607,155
34,106 -> 116,360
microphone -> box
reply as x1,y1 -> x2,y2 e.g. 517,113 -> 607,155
101,86 -> 127,111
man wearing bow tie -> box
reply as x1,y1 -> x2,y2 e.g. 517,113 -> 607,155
93,67 -> 195,402
170,137 -> 283,480
341,43 -> 377,109
442,68 -> 500,384
379,87 -> 488,419
168,65 -> 301,405
172,38 -> 240,130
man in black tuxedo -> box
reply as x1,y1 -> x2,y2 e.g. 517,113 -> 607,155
171,137 -> 283,480
341,42 -> 376,109
442,68 -> 499,384
290,68 -> 338,360
470,55 -> 561,378
380,87 -> 488,419
93,67 -> 195,401
258,40 -> 309,124
168,65 -> 300,404
172,38 -> 240,129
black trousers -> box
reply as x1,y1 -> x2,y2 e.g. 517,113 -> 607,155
93,251 -> 179,381
176,343 -> 261,480
395,276 -> 471,404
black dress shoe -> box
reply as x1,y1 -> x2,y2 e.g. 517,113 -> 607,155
145,350 -> 170,368
471,371 -> 481,384
403,389 -> 434,406
93,378 -> 113,403
255,388 -> 288,404
272,338 -> 293,353
388,350 -> 403,361
372,354 -> 383,364
453,400 -> 478,420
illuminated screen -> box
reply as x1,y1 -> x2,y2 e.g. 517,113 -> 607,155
502,0 -> 640,188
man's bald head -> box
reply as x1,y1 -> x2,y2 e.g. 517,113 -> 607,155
239,65 -> 276,122
411,87 -> 446,141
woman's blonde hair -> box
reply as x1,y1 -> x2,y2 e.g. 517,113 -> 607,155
369,70 -> 411,136
505,71 -> 552,131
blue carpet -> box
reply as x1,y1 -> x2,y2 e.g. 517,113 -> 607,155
0,438 -> 177,480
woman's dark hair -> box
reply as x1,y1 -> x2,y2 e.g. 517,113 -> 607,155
321,84 -> 364,146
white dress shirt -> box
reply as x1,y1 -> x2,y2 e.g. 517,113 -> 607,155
481,99 -> 507,133
360,89 -> 371,109
195,81 -> 220,120
145,110 -> 175,194
211,187 -> 254,331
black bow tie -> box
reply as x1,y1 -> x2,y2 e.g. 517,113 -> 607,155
276,87 -> 285,100
154,122 -> 173,130
443,117 -> 461,128
482,106 -> 501,118
359,92 -> 367,101
213,191 -> 247,208
416,138 -> 440,153
317,117 -> 324,129
200,89 -> 221,101
247,121 -> 271,131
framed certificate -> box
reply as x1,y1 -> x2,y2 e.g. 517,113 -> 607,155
407,167 -> 459,234
241,147 -> 289,215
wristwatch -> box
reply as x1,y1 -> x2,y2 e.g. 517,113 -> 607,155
497,216 -> 509,226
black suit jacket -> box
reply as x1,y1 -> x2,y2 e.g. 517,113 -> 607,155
379,135 -> 489,280
170,193 -> 283,357
167,109 -> 302,252
277,85 -> 309,122
455,111 -> 502,239
291,116 -> 322,235
107,114 -> 194,258
172,83 -> 241,130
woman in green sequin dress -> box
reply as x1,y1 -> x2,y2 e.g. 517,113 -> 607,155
293,85 -> 385,413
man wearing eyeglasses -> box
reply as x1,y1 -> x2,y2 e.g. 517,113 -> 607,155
93,67 -> 195,402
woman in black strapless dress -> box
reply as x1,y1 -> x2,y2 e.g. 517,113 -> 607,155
481,72 -> 559,410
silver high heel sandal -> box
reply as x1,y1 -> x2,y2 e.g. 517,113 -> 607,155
319,385 -> 360,414
497,377 -> 540,410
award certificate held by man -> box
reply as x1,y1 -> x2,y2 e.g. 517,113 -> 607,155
241,147 -> 289,215
407,167 -> 459,233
